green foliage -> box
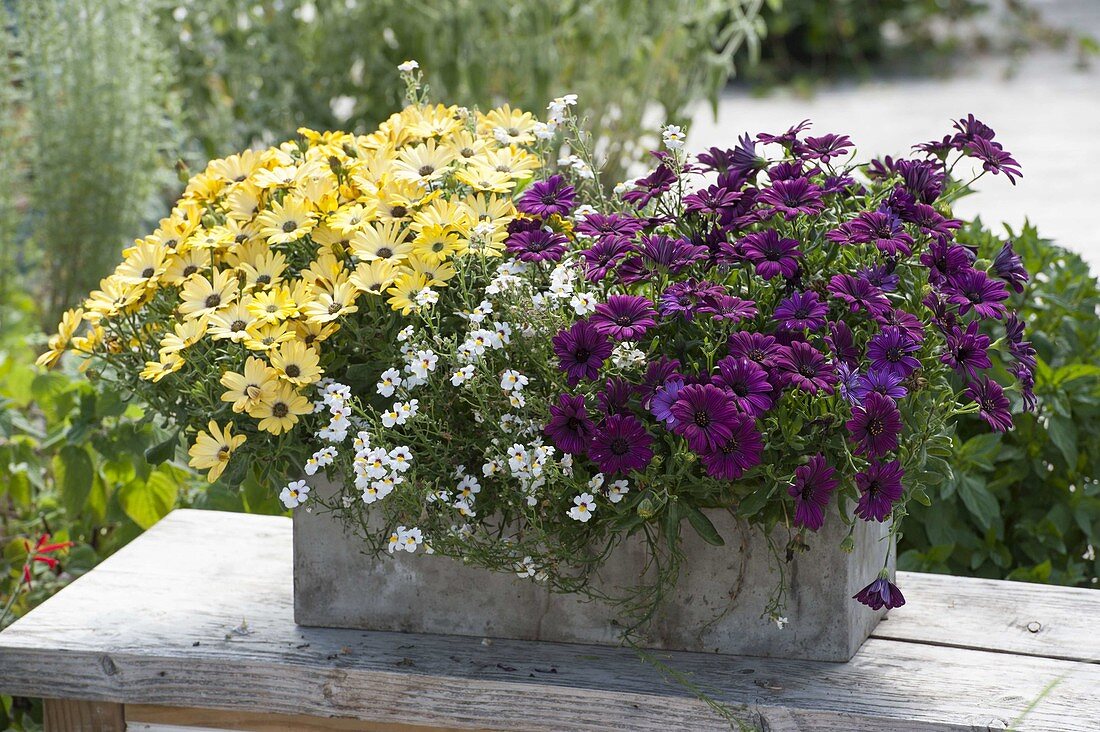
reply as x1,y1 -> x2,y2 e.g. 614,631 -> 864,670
901,222 -> 1100,588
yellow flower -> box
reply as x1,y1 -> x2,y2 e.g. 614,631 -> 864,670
249,382 -> 312,435
208,149 -> 264,184
84,276 -> 146,322
252,164 -> 299,190
270,340 -> 323,386
386,272 -> 430,315
479,146 -> 541,177
328,203 -> 373,235
225,183 -> 263,222
310,223 -> 354,253
404,255 -> 456,287
179,269 -> 238,320
187,225 -> 234,252
349,221 -> 411,263
440,129 -> 490,163
454,167 -> 516,193
478,104 -> 538,145
411,224 -> 463,264
115,241 -> 169,288
246,287 -> 298,324
394,139 -> 456,184
220,357 -> 278,413
256,195 -> 316,245
350,260 -> 399,295
243,321 -> 296,352
187,420 -> 247,483
294,319 -> 340,347
163,248 -> 210,285
300,252 -> 348,294
301,281 -> 359,324
140,353 -> 184,382
237,250 -> 288,290
158,316 -> 209,356
410,197 -> 466,232
36,308 -> 84,369
403,103 -> 463,139
208,301 -> 257,342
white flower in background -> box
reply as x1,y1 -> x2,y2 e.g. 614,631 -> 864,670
574,204 -> 597,218
304,446 -> 338,476
492,321 -> 512,345
401,527 -> 424,552
361,483 -> 387,504
588,473 -> 605,492
401,372 -> 427,390
397,60 -> 419,73
546,93 -> 577,125
363,447 -> 391,478
484,329 -> 505,350
387,526 -> 407,553
457,475 -> 481,500
507,444 -> 529,474
428,488 -> 451,503
607,479 -> 630,504
465,330 -> 492,356
516,555 -> 537,578
377,368 -> 402,397
453,498 -> 476,518
381,405 -> 401,428
532,122 -> 555,140
570,292 -> 597,315
280,480 -> 310,509
411,350 -> 438,378
530,445 -> 554,477
322,382 -> 351,407
388,446 -> 413,472
461,300 -> 493,324
568,493 -> 596,522
353,430 -> 371,454
397,399 -> 419,423
509,392 -> 526,409
774,615 -> 789,630
397,325 -> 415,342
500,370 -> 528,392
560,453 -> 574,477
415,287 -> 439,307
611,342 -> 646,369
662,124 -> 687,151
558,154 -> 594,180
450,364 -> 475,386
482,458 -> 503,477
374,474 -> 402,494
613,181 -> 630,197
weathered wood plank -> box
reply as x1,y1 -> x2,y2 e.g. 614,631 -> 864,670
43,698 -> 124,732
0,509 -> 1096,732
877,572 -> 1100,663
125,704 -> 473,731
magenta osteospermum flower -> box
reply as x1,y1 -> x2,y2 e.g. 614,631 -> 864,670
517,174 -> 575,217
622,164 -> 676,208
920,240 -> 972,286
941,321 -> 992,378
728,331 -> 783,368
992,242 -> 1029,294
849,210 -> 914,257
700,295 -> 758,323
757,177 -> 825,219
591,295 -> 658,341
967,136 -> 1022,184
775,341 -> 837,395
827,274 -> 891,317
854,459 -> 904,521
575,213 -> 646,239
849,369 -> 908,403
552,319 -> 613,385
659,279 -> 726,320
715,357 -> 773,416
544,394 -> 595,455
773,290 -> 828,332
788,454 -> 839,531
588,413 -> 654,475
505,227 -> 568,263
867,326 -> 922,378
650,379 -> 685,427
847,392 -> 903,458
670,383 -> 741,453
581,235 -> 633,281
794,133 -> 854,163
966,376 -> 1014,432
853,576 -> 906,610
740,229 -> 802,281
699,414 -> 763,480
944,268 -> 1009,319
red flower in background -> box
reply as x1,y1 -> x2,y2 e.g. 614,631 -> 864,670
21,534 -> 74,588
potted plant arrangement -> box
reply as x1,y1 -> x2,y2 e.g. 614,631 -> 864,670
40,66 -> 1033,662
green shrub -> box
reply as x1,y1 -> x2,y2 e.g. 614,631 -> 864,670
901,222 -> 1100,587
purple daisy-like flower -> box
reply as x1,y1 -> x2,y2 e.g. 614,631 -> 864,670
640,357 -> 682,401
701,295 -> 758,323
552,319 -> 613,385
992,242 -> 1029,294
857,263 -> 900,292
849,210 -> 914,257
581,235 -> 634,282
575,213 -> 646,239
517,174 -> 575,217
920,240 -> 972,286
588,413 -> 653,475
715,357 -> 773,416
740,229 -> 802,281
697,133 -> 765,175
906,203 -> 962,238
699,414 -> 763,480
853,576 -> 906,610
849,369 -> 908,403
728,331 -> 783,368
757,177 -> 825,219
854,459 -> 905,521
544,394 -> 595,455
650,379 -> 685,428
837,362 -> 860,403
895,159 -> 946,203
670,383 -> 741,453
639,234 -> 709,273
773,291 -> 828,332
622,164 -> 676,208
775,341 -> 837,395
875,308 -> 925,344
788,454 -> 839,531
967,136 -> 1022,184
827,320 -> 862,367
794,133 -> 854,163
592,295 -> 658,341
683,184 -> 743,216
966,376 -> 1013,432
941,321 -> 992,378
505,227 -> 568,263
847,393 -> 903,458
598,377 -> 635,416
867,326 -> 922,378
827,274 -> 891,317
659,279 -> 726,321
825,221 -> 859,246
945,268 -> 1009,319
757,119 -> 811,146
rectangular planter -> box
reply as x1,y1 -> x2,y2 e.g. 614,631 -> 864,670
294,477 -> 895,662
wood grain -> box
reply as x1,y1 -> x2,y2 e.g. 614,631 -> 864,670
0,509 -> 1096,732
43,698 -> 124,732
125,704 -> 478,731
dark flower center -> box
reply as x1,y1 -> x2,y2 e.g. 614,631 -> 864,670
798,364 -> 817,378
693,410 -> 710,428
980,398 -> 996,411
566,417 -> 582,431
285,365 -> 301,378
609,437 -> 629,456
142,267 -> 155,278
614,314 -> 634,326
866,479 -> 881,496
886,346 -> 902,362
183,265 -> 198,277
867,418 -> 884,436
204,294 -> 222,308
418,165 -> 435,177
231,319 -> 247,332
792,306 -> 809,319
391,205 -> 407,218
574,347 -> 591,362
731,381 -> 749,397
256,274 -> 271,285
720,438 -> 739,455
282,220 -> 298,233
272,403 -> 288,418
376,247 -> 393,258
748,348 -> 764,362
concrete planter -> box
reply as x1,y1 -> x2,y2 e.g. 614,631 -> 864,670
294,477 -> 895,662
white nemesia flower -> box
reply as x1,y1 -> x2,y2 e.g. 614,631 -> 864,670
280,480 -> 310,508
611,342 -> 646,369
381,406 -> 401,428
507,444 -> 529,474
453,498 -> 476,518
415,287 -> 439,307
607,479 -> 630,503
570,292 -> 597,315
457,475 -> 481,500
388,446 -> 413,472
401,527 -> 423,552
568,492 -> 596,522
588,473 -> 605,491
377,368 -> 401,397
492,321 -> 512,345
449,364 -> 474,386
353,430 -> 371,454
411,350 -> 438,378
387,526 -> 407,553
560,453 -> 574,477
516,555 -> 537,578
532,121 -> 555,140
574,204 -> 597,217
509,392 -> 526,409
397,60 -> 419,72
363,447 -> 390,478
482,458 -> 502,476
500,369 -> 529,392
397,325 -> 415,342
662,124 -> 687,150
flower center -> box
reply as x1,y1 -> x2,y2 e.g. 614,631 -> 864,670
282,220 -> 298,233
609,437 -> 629,456
231,319 -> 247,332
285,365 -> 301,378
693,410 -> 710,428
390,205 -> 408,218
142,267 -> 155,278
574,347 -> 590,362
272,402 -> 289,418
256,274 -> 271,285
376,247 -> 393,258
798,364 -> 816,378
183,265 -> 198,277
868,418 -> 883,436
204,294 -> 222,308
328,302 -> 343,314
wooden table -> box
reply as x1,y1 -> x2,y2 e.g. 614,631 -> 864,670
0,510 -> 1097,731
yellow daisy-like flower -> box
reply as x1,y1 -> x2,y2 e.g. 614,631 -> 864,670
84,276 -> 146,322
310,223 -> 354,253
209,149 -> 264,184
328,203 -> 373,235
411,224 -> 463,264
158,316 -> 209,356
301,281 -> 359,324
403,103 -> 464,139
386,272 -> 430,315
294,319 -> 340,347
349,260 -> 399,295
478,105 -> 538,145
115,241 -> 169,288
349,221 -> 411,263
139,353 -> 184,382
454,167 -> 517,193
479,146 -> 541,177
404,255 -> 456,287
36,308 -> 84,369
220,356 -> 278,413
187,225 -> 234,252
251,164 -> 299,190
269,340 -> 323,386
440,129 -> 490,163
163,248 -> 210,285
410,197 -> 467,233
249,382 -> 312,435
238,251 -> 288,290
394,139 -> 457,184
225,183 -> 263,222
187,420 -> 247,483
179,269 -> 238,320
256,195 -> 316,245
246,287 -> 298,324
242,321 -> 296,352
208,301 -> 256,342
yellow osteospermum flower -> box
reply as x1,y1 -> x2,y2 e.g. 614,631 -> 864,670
187,420 -> 247,483
208,149 -> 264,184
207,301 -> 257,343
179,269 -> 239,320
158,316 -> 209,356
115,240 -> 169,288
36,308 -> 84,369
328,203 -> 373,235
301,281 -> 359,324
411,224 -> 462,265
478,105 -> 538,145
386,272 -> 430,315
294,319 -> 340,347
163,248 -> 209,285
242,321 -> 296,352
404,255 -> 456,287
246,287 -> 298,324
249,382 -> 312,435
454,167 -> 517,193
220,356 -> 278,413
84,276 -> 146,322
269,340 -> 323,386
256,195 -> 316,245
140,353 -> 184,382
238,250 -> 288,290
349,221 -> 411,264
349,260 -> 399,295
394,139 -> 456,184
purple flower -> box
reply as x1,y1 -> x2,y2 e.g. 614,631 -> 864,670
757,119 -> 811,146
966,376 -> 1013,432
788,454 -> 839,531
827,274 -> 891,316
697,134 -> 765,175
951,113 -> 998,146
588,413 -> 653,475
773,291 -> 828,332
849,210 -> 914,257
867,326 -> 922,378
853,576 -> 906,610
757,177 -> 825,219
592,295 -> 657,341
659,279 -> 726,320
992,242 -> 1028,294
895,159 -> 946,203
505,227 -> 568,263
775,341 -> 837,395
906,203 -> 961,238
544,394 -> 595,455
622,164 -> 676,208
699,414 -> 763,480
641,357 -> 683,401
715,357 -> 773,416
941,321 -> 992,378
837,362 -> 860,403
728,331 -> 783,368
650,379 -> 685,427
920,240 -> 972,286
701,295 -> 758,323
670,383 -> 741,453
1004,314 -> 1037,371
850,370 -> 908,403
517,174 -> 575,217
581,235 -> 634,281
683,184 -> 743,216
552,319 -> 613,385
857,263 -> 900,292
967,136 -> 1022,184
847,393 -> 903,458
945,268 -> 1009,319
598,377 -> 635,416
794,133 -> 854,163
854,459 -> 905,521
575,213 -> 646,239
827,320 -> 861,366
639,234 -> 709,273
740,230 -> 802,280
875,309 -> 926,344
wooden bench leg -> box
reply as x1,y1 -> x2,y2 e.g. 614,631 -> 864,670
43,699 -> 125,732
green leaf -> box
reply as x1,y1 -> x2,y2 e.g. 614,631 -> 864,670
117,471 -> 178,529
1047,415 -> 1078,469
682,504 -> 724,546
957,474 -> 1000,531
144,428 -> 180,466
54,444 -> 94,515
737,486 -> 772,518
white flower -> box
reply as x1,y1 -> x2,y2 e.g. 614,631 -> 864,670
774,615 -> 789,630
560,453 -> 574,477
492,321 -> 512,345
574,204 -> 597,218
387,526 -> 408,553
570,292 -> 597,315
450,364 -> 475,386
415,288 -> 439,307
611,342 -> 646,369
457,475 -> 481,500
500,369 -> 529,392
381,406 -> 401,428
607,479 -> 629,504
588,473 -> 605,491
509,392 -> 526,409
464,330 -> 492,356
279,480 -> 310,509
532,121 -> 556,140
461,300 -> 493,324
452,498 -> 477,518
363,447 -> 391,478
397,60 -> 419,72
662,124 -> 687,151
613,181 -> 629,196
353,430 -> 371,455
428,488 -> 451,503
388,446 -> 413,472
397,325 -> 415,342
397,399 -> 419,423
401,527 -> 423,553
507,444 -> 529,474
411,350 -> 438,378
377,368 -> 402,397
482,458 -> 503,477
568,493 -> 596,522
516,555 -> 538,578
303,446 -> 338,476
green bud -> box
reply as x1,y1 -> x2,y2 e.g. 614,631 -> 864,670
637,497 -> 658,519
840,533 -> 855,553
